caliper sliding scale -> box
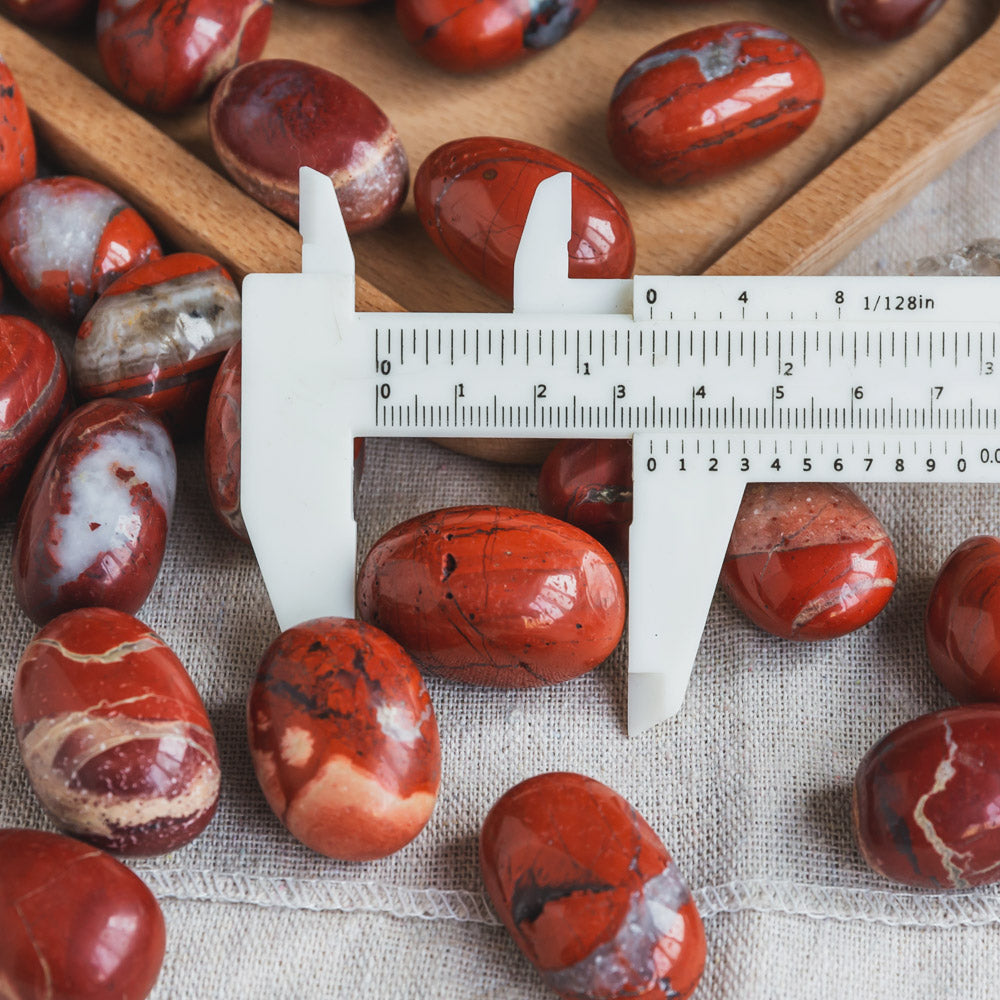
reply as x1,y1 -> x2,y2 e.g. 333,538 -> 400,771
241,167 -> 1000,736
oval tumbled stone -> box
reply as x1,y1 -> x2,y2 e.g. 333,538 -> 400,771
481,772 -> 706,999
414,136 -> 634,303
357,505 -> 626,687
608,21 -> 823,185
209,58 -> 408,231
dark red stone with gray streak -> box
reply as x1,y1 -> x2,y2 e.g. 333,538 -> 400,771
14,607 -> 220,855
608,21 -> 823,185
853,705 -> 1000,888
0,828 -> 165,998
481,772 -> 705,999
357,505 -> 625,687
720,482 -> 896,639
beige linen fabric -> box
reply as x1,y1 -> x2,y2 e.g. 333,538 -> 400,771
3,126 -> 1000,999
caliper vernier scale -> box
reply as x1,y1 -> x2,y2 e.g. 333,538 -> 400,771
241,167 -> 1000,736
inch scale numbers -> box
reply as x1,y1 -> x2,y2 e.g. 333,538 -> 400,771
241,169 -> 1000,735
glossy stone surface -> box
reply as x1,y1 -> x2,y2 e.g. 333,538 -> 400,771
853,704 -> 1000,888
0,176 -> 161,324
397,0 -> 596,72
924,536 -> 1000,701
538,438 -> 632,556
14,608 -> 220,855
0,828 -> 165,999
720,482 -> 896,640
0,57 -> 36,198
204,340 -> 247,540
0,316 -> 68,501
13,399 -> 176,625
248,617 -> 440,860
75,252 -> 241,435
828,0 -> 946,42
209,59 -> 408,231
415,137 -> 634,303
97,0 -> 272,113
481,772 -> 706,999
357,505 -> 626,687
608,22 -> 824,185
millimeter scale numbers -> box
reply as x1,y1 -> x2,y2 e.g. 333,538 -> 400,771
241,168 -> 1000,735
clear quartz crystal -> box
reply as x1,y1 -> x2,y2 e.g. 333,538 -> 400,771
908,238 -> 1000,276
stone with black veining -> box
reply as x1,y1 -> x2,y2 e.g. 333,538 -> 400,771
481,772 -> 706,999
14,607 -> 220,855
357,505 -> 626,687
248,616 -> 441,860
396,0 -> 596,72
608,21 -> 823,185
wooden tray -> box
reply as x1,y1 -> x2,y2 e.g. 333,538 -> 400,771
3,0 -> 1000,316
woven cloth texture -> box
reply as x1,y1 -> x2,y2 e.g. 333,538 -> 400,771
3,126 -> 1000,1000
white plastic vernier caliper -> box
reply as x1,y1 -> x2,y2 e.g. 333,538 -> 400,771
241,166 -> 1000,735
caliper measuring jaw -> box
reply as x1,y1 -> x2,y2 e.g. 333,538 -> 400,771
241,166 -> 1000,737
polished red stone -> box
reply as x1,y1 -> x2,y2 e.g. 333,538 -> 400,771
608,22 -> 824,185
538,438 -> 632,557
0,316 -> 68,502
357,505 -> 625,687
0,176 -> 161,324
204,340 -> 248,541
97,0 -> 272,113
853,704 -> 1000,888
720,483 -> 896,640
75,252 -> 241,435
481,772 -> 705,999
0,828 -> 165,999
13,399 -> 176,625
0,0 -> 92,24
924,536 -> 1000,701
397,0 -> 597,72
248,617 -> 440,860
0,57 -> 36,198
209,59 -> 409,231
414,137 -> 635,303
828,0 -> 946,42
14,607 -> 220,855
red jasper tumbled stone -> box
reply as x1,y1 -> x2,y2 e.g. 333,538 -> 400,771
853,704 -> 1000,888
538,438 -> 632,556
13,399 -> 176,625
925,535 -> 1000,701
608,22 -> 824,186
481,772 -> 706,999
14,607 -> 221,855
396,0 -> 597,73
0,176 -> 161,324
414,137 -> 635,303
0,0 -> 92,25
357,505 -> 626,687
75,252 -> 241,435
209,59 -> 409,231
97,0 -> 272,113
248,617 -> 441,860
0,316 -> 68,502
0,828 -> 165,998
720,482 -> 897,640
204,340 -> 248,541
827,0 -> 947,42
0,57 -> 36,197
